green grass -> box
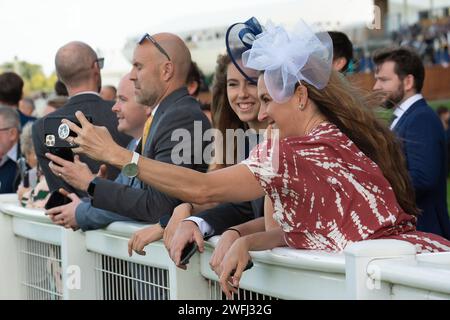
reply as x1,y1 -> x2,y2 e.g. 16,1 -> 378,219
430,99 -> 450,110
375,98 -> 450,123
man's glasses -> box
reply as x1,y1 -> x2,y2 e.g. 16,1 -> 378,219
138,33 -> 171,61
94,57 -> 104,69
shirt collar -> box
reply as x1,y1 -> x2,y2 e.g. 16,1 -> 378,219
393,93 -> 423,118
69,91 -> 101,99
0,143 -> 18,166
151,104 -> 159,117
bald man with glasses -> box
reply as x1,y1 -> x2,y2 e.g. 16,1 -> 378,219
32,41 -> 131,198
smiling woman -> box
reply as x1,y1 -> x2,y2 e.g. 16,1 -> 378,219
38,15 -> 450,299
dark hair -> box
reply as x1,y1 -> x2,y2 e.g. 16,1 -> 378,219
54,80 -> 68,96
211,54 -> 248,170
436,106 -> 449,116
328,31 -> 353,72
373,47 -> 425,93
0,72 -> 24,106
296,71 -> 419,216
186,61 -> 205,97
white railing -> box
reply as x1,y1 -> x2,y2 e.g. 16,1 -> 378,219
1,193 -> 449,300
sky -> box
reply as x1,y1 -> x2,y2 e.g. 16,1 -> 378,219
0,0 -> 376,76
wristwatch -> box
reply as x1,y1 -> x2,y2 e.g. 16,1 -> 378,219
122,151 -> 139,178
87,177 -> 99,198
159,215 -> 171,228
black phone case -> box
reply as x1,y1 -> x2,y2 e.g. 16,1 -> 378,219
231,260 -> 254,277
180,242 -> 198,265
48,147 -> 75,162
45,191 -> 72,210
43,115 -> 93,149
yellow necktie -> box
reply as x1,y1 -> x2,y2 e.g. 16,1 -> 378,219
142,115 -> 153,153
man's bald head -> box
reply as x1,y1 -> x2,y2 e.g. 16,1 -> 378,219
152,33 -> 192,84
130,33 -> 192,106
55,41 -> 99,88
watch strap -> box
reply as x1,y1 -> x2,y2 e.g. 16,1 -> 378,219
87,177 -> 99,198
131,151 -> 139,164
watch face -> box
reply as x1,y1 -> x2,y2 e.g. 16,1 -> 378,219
122,163 -> 138,178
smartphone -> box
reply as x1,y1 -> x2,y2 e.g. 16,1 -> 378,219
47,147 -> 74,162
230,260 -> 254,277
45,190 -> 72,210
179,242 -> 198,265
43,114 -> 93,149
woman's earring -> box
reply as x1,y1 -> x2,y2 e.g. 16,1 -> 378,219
299,103 -> 305,111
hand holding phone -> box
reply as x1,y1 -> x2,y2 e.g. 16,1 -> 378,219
179,242 -> 198,265
48,147 -> 74,162
45,190 -> 72,210
44,114 -> 93,149
230,260 -> 254,277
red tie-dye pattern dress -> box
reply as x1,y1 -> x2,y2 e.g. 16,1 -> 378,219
242,122 -> 450,253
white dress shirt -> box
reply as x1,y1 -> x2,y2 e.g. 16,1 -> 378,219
185,216 -> 214,237
390,94 -> 423,130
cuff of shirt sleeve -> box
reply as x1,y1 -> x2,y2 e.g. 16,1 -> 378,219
184,216 -> 214,237
74,201 -> 90,232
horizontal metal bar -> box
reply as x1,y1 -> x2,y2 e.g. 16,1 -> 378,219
20,250 -> 61,262
21,282 -> 63,297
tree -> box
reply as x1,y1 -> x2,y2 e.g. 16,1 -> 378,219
0,59 -> 56,95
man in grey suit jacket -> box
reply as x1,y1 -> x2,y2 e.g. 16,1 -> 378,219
46,74 -> 150,230
32,41 -> 131,197
46,33 -> 211,226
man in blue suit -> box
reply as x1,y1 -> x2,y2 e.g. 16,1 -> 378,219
373,47 -> 450,239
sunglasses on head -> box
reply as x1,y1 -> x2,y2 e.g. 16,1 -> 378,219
138,33 -> 171,61
94,57 -> 104,69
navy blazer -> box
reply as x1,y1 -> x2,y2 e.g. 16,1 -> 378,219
393,98 -> 450,239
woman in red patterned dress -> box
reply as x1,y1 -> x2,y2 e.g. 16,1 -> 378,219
54,21 -> 450,298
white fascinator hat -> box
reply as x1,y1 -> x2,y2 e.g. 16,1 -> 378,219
242,19 -> 334,103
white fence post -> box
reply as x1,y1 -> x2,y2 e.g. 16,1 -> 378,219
61,229 -> 96,300
344,239 -> 417,299
167,252 -> 209,300
0,210 -> 22,299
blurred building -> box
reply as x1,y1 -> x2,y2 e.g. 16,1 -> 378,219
118,0 -> 450,76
